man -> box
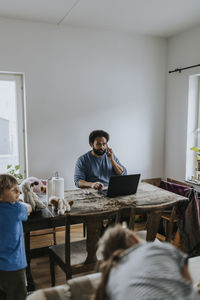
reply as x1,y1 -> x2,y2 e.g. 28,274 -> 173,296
74,130 -> 127,190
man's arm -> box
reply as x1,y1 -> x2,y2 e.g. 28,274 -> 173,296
106,147 -> 127,175
78,180 -> 104,190
74,157 -> 87,188
74,156 -> 104,190
110,159 -> 124,175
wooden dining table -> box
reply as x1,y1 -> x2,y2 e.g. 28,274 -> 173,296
23,182 -> 188,291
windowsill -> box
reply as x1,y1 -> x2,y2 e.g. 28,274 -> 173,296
0,154 -> 15,157
185,180 -> 200,191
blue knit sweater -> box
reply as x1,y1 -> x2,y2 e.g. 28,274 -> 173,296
74,151 -> 127,187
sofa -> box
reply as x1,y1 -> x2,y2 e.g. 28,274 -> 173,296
27,255 -> 200,300
26,272 -> 101,300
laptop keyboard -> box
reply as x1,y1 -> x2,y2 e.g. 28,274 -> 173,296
98,190 -> 108,196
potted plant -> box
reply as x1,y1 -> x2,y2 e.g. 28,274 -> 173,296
190,146 -> 200,160
190,147 -> 200,182
7,164 -> 24,184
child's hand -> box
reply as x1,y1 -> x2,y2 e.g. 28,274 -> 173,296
27,203 -> 32,215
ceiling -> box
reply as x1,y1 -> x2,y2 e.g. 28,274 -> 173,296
1,0 -> 200,37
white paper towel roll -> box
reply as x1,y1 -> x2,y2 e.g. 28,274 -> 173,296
52,177 -> 64,199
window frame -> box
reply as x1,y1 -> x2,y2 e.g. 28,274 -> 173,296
0,72 -> 28,178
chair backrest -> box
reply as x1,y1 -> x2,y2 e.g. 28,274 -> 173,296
142,178 -> 161,187
142,178 -> 192,189
167,178 -> 192,187
162,180 -> 200,255
159,180 -> 191,198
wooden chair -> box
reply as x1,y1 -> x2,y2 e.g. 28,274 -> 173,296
49,207 -> 135,286
141,177 -> 161,187
30,228 -> 57,246
137,178 -> 162,233
142,177 -> 190,243
167,178 -> 191,187
160,178 -> 192,243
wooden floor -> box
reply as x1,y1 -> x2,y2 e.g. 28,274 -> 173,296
30,222 -> 148,290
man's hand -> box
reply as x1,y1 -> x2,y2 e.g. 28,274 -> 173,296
106,147 -> 114,162
91,182 -> 104,190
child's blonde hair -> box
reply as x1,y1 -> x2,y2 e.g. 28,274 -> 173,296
94,224 -> 138,300
0,174 -> 18,196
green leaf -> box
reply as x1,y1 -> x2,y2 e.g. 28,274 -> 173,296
190,146 -> 200,152
6,164 -> 23,181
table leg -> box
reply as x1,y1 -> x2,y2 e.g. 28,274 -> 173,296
24,232 -> 35,292
85,217 -> 102,264
146,211 -> 162,241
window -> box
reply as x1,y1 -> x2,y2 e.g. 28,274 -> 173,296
186,74 -> 200,182
0,73 -> 27,177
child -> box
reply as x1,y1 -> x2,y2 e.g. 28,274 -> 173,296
0,174 -> 32,300
94,224 -> 198,300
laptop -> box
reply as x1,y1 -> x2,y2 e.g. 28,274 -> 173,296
99,174 -> 141,197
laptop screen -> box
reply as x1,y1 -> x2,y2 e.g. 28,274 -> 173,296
106,174 -> 140,197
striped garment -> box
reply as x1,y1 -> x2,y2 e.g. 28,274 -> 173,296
106,242 -> 198,300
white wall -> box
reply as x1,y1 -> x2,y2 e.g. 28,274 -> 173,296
0,18 -> 166,188
166,25 -> 200,181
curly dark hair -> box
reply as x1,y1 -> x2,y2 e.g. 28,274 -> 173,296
89,130 -> 109,145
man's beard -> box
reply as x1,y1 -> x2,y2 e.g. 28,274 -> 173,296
93,148 -> 106,156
